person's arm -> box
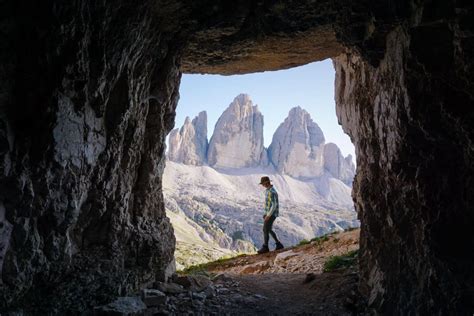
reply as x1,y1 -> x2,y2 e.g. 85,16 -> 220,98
265,190 -> 277,219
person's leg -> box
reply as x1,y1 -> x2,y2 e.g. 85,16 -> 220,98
258,219 -> 271,253
268,216 -> 284,249
267,216 -> 280,243
263,218 -> 271,246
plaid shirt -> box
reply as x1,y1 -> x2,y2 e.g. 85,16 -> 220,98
264,186 -> 279,217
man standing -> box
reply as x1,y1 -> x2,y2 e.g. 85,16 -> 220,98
257,176 -> 284,254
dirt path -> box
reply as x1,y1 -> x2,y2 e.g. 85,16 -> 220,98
198,229 -> 366,315
225,271 -> 361,315
93,230 -> 367,315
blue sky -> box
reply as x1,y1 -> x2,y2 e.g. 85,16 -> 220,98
175,59 -> 355,159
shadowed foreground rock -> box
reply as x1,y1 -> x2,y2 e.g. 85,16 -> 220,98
0,0 -> 473,314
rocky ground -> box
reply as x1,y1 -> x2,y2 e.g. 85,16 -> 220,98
94,229 -> 367,315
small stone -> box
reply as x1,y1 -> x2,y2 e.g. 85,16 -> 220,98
173,275 -> 193,288
141,289 -> 167,307
156,282 -> 185,294
94,296 -> 146,315
303,273 -> 316,284
217,287 -> 230,294
253,294 -> 267,300
212,273 -> 233,284
187,275 -> 213,292
192,292 -> 207,300
203,285 -> 216,298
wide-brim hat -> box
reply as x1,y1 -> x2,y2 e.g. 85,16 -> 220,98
259,176 -> 271,185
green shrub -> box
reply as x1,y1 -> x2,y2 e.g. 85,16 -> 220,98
344,226 -> 358,232
310,235 -> 330,245
323,249 -> 359,272
298,239 -> 310,246
178,254 -> 246,275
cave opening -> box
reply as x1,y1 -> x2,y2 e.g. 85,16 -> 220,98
1,1 -> 473,314
165,59 -> 359,272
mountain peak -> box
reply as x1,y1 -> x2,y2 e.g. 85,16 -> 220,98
323,142 -> 355,185
208,94 -> 267,168
233,93 -> 252,106
168,112 -> 208,165
269,108 -> 325,177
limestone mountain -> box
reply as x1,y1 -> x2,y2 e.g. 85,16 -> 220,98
323,143 -> 355,185
268,106 -> 326,178
268,107 -> 355,184
168,111 -> 208,165
165,95 -> 359,268
207,94 -> 268,168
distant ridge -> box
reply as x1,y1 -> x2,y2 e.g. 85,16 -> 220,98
168,93 -> 354,185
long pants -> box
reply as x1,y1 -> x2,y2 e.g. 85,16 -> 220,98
263,215 -> 280,246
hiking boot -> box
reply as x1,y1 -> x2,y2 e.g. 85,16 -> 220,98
257,245 -> 269,254
275,242 -> 284,250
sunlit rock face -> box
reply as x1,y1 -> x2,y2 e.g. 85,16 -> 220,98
334,2 -> 474,311
208,94 -> 267,168
269,107 -> 325,178
168,111 -> 208,165
323,143 -> 355,186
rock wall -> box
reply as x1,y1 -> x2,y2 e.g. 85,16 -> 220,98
0,1 -> 182,312
334,2 -> 474,312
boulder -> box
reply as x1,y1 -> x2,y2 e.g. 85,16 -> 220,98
93,297 -> 146,316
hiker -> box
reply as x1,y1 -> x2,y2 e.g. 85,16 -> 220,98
257,176 -> 284,254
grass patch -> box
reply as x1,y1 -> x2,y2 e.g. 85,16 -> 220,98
323,249 -> 359,272
298,239 -> 310,246
296,232 -> 334,248
178,254 -> 247,275
344,226 -> 358,232
310,235 -> 330,245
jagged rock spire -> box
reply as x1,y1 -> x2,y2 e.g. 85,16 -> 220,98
208,94 -> 267,168
168,111 -> 208,165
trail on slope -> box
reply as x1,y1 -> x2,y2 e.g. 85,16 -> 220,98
181,229 -> 367,315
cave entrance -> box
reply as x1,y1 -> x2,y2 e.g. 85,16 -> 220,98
164,59 -> 359,271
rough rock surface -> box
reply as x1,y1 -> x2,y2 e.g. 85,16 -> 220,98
269,107 -> 326,178
0,1 -> 180,312
168,111 -> 208,165
180,1 -> 345,75
208,94 -> 267,168
334,3 -> 474,312
323,143 -> 355,185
